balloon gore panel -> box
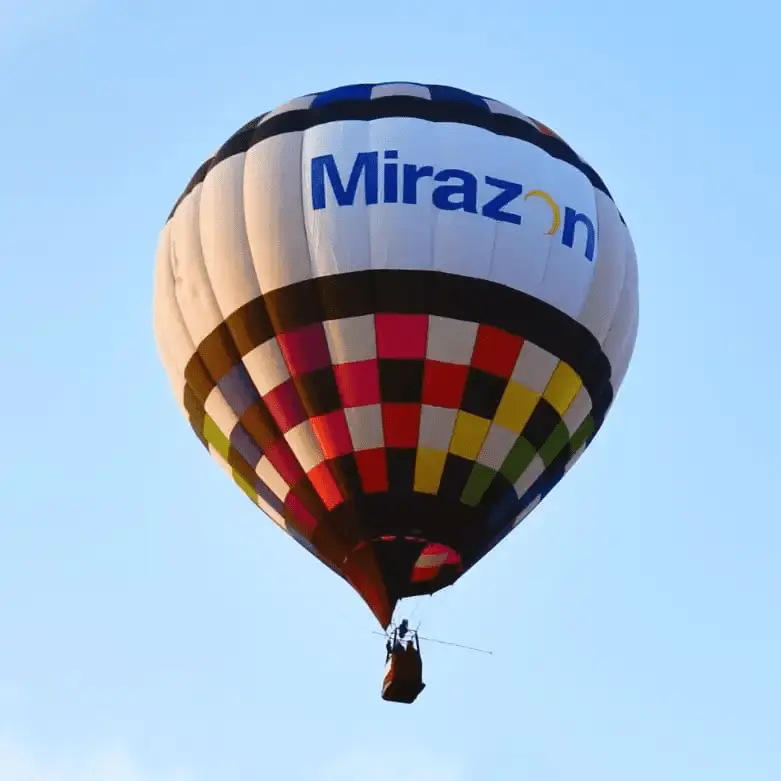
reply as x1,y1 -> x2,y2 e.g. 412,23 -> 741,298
153,82 -> 638,627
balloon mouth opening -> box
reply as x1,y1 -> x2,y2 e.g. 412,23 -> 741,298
376,536 -> 464,584
349,535 -> 464,590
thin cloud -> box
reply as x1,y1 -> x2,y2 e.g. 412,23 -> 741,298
319,746 -> 466,781
0,0 -> 96,52
0,736 -> 191,781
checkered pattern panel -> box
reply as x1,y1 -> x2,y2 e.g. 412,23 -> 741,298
157,81 -> 637,629
180,271 -> 613,585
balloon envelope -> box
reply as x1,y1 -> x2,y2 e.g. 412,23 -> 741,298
153,82 -> 639,627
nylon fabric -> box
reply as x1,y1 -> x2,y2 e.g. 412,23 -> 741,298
153,82 -> 639,627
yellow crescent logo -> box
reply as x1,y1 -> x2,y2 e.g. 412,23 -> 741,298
524,189 -> 561,235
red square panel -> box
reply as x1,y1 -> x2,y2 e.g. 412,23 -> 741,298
284,492 -> 318,536
382,403 -> 421,448
263,379 -> 307,433
310,410 -> 353,459
334,360 -> 381,407
308,462 -> 344,510
375,314 -> 428,359
355,448 -> 388,493
470,324 -> 523,378
264,439 -> 305,486
277,323 -> 332,377
422,360 -> 468,408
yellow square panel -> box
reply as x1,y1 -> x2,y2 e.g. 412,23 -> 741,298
543,361 -> 583,416
494,382 -> 539,433
203,415 -> 231,460
449,412 -> 492,460
233,469 -> 258,503
414,448 -> 448,494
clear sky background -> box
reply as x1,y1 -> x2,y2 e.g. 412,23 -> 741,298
1,1 -> 779,779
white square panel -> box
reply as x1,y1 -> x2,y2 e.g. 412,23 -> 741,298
284,420 -> 324,473
418,405 -> 457,450
323,315 -> 377,364
257,456 -> 291,500
426,316 -> 478,364
477,424 -> 518,471
511,341 -> 558,392
243,339 -> 291,396
562,387 -> 592,434
513,453 -> 546,498
345,404 -> 384,450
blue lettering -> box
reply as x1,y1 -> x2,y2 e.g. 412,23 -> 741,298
562,207 -> 596,262
383,150 -> 399,203
432,168 -> 478,213
309,150 -> 596,262
311,152 -> 378,209
482,176 -> 523,225
403,164 -> 434,204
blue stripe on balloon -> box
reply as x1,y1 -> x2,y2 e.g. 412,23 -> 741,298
311,84 -> 374,106
427,84 -> 490,110
310,82 -> 492,110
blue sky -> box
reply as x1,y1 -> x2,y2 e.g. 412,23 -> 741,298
1,1 -> 779,779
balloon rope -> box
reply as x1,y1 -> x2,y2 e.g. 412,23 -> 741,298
371,631 -> 493,655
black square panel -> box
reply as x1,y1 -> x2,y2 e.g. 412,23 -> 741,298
461,368 -> 507,419
378,358 -> 425,404
521,398 -> 561,451
293,367 -> 342,416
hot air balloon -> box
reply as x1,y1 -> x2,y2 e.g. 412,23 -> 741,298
153,82 -> 639,703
